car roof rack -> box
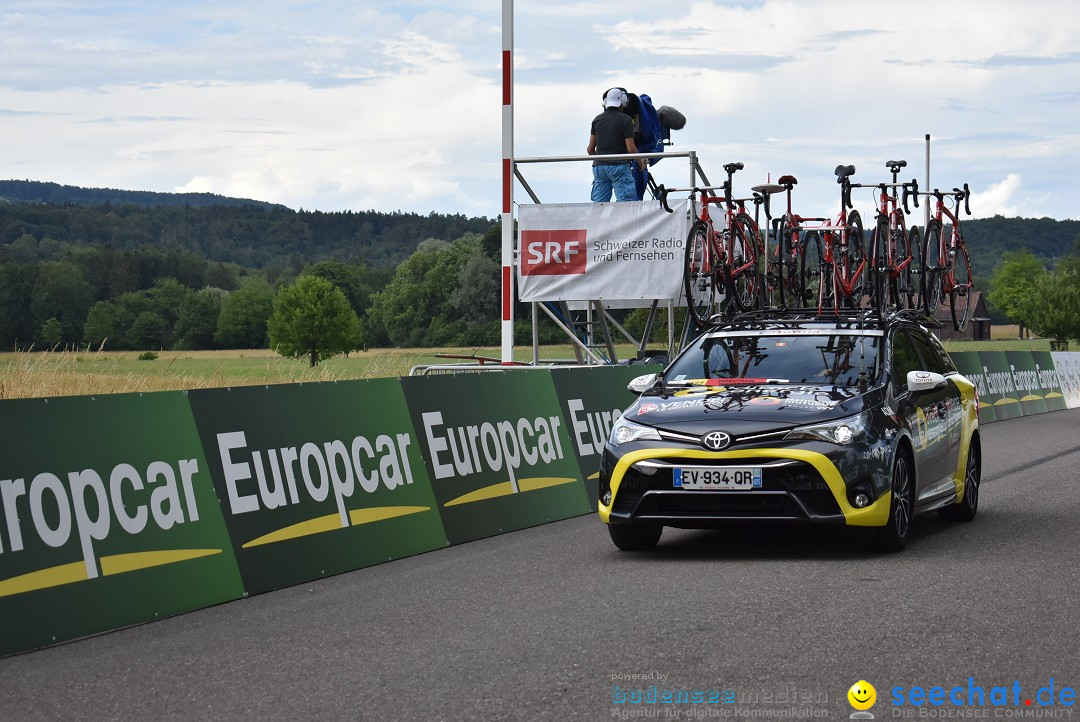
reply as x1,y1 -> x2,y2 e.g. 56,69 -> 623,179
714,306 -> 942,330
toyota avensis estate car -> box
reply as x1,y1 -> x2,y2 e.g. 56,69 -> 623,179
598,310 -> 981,552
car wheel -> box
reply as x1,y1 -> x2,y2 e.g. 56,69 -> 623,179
940,441 -> 980,522
877,452 -> 913,552
608,523 -> 662,551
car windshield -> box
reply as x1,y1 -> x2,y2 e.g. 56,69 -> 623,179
665,332 -> 880,387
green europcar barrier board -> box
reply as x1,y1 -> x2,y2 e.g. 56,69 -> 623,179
0,392 -> 244,656
187,379 -> 448,595
549,365 -> 661,507
401,371 -> 590,545
949,352 -> 997,424
1005,350 -> 1049,416
977,351 -> 1024,422
1030,351 -> 1067,412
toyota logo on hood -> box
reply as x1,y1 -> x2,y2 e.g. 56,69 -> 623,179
701,431 -> 732,450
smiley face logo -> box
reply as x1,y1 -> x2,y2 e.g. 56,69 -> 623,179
848,680 -> 877,711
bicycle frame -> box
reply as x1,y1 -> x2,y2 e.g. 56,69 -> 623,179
690,189 -> 757,283
928,189 -> 968,295
808,168 -> 865,311
872,183 -> 914,280
665,162 -> 763,324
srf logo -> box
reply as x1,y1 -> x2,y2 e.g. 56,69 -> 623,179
520,230 -> 587,276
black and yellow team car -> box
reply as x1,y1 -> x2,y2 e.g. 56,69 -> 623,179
598,311 -> 981,552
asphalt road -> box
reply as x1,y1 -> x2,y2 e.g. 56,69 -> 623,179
2,409 -> 1079,721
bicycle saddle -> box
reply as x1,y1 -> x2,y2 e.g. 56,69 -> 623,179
723,162 -> 745,173
834,165 -> 855,181
886,160 -> 907,171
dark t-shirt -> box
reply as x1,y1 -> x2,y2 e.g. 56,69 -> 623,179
591,108 -> 635,166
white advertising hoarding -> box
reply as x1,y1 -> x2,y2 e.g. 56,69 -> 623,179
517,200 -> 689,304
1051,351 -> 1080,409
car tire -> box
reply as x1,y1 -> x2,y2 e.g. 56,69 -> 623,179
608,523 -> 662,551
940,440 -> 980,522
876,451 -> 914,553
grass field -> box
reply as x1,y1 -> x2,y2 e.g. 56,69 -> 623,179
0,344 -> 590,400
0,325 -> 1061,400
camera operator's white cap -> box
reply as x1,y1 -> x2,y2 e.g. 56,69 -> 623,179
603,88 -> 628,108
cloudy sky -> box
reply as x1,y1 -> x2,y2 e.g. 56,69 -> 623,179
3,0 -> 1079,222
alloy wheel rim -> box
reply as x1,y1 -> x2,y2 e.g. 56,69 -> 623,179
893,456 -> 911,537
965,450 -> 979,510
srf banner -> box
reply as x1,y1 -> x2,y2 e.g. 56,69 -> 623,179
517,200 -> 688,303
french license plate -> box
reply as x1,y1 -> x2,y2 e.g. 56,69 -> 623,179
674,466 -> 762,490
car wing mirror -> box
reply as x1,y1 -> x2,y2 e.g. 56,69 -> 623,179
627,373 -> 660,395
906,370 -> 947,393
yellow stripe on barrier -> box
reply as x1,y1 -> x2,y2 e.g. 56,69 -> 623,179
0,561 -> 87,598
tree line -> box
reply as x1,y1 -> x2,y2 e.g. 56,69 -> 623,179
4,179 -> 1080,355
0,229 -> 518,352
988,244 -> 1080,347
1,188 -> 494,270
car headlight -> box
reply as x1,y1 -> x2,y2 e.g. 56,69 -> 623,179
609,417 -> 662,446
785,412 -> 869,446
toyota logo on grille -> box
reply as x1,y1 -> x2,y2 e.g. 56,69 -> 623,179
701,431 -> 731,450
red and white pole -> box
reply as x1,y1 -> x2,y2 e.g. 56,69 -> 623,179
500,0 -> 515,364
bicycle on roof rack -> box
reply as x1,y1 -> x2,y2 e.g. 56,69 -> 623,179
748,175 -> 801,311
852,160 -> 921,314
916,183 -> 974,331
764,165 -> 867,316
659,162 -> 764,328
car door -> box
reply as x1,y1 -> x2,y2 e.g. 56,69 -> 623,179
911,330 -> 963,478
889,328 -> 950,493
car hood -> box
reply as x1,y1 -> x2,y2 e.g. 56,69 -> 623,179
629,382 -> 874,435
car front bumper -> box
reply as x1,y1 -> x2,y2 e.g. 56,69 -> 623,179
598,444 -> 892,529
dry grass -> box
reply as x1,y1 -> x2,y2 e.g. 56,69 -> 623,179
0,344 -> 587,400
2,328 -> 1053,400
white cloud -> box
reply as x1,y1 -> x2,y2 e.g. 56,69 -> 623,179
970,174 -> 1022,218
1,0 -> 1080,221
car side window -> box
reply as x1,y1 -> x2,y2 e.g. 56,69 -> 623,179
910,331 -> 949,375
925,332 -> 957,373
891,330 -> 921,395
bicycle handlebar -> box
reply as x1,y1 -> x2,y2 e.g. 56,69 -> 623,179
656,183 -> 735,214
902,179 -> 919,214
658,184 -> 674,213
959,183 -> 971,215
914,182 -> 971,216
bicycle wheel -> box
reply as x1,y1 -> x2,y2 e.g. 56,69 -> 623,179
684,220 -> 718,328
921,220 -> 944,315
777,219 -> 802,309
800,230 -> 829,309
950,240 -> 974,331
901,226 -> 920,311
837,211 -> 865,309
869,217 -> 890,313
730,213 -> 762,311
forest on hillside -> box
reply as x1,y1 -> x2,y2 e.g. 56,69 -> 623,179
1,180 -> 1078,353
1,181 -> 495,269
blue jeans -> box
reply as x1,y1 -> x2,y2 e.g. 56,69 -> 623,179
592,163 -> 638,202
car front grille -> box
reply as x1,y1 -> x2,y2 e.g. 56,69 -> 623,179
611,457 -> 841,521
